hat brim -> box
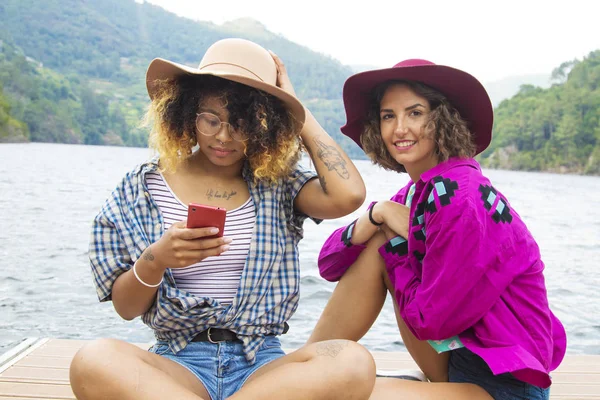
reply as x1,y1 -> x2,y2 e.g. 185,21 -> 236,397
341,64 -> 493,155
146,58 -> 306,125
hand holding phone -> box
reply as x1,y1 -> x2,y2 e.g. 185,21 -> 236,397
187,203 -> 227,238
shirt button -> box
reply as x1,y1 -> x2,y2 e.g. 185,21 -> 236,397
144,191 -> 150,197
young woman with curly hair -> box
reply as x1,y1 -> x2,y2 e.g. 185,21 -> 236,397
308,59 -> 566,400
148,73 -> 304,182
69,38 -> 374,400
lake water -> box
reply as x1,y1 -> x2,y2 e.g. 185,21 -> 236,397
0,143 -> 599,355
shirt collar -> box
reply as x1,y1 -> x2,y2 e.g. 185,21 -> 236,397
129,156 -> 160,176
419,157 -> 480,183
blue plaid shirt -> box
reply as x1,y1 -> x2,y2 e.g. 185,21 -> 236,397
89,157 -> 318,362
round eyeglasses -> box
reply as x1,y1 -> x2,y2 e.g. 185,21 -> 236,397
195,113 -> 248,142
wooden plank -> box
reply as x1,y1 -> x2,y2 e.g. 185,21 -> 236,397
550,383 -> 600,396
554,364 -> 600,373
550,373 -> 600,384
0,339 -> 48,374
20,348 -> 75,358
0,382 -> 74,399
0,397 -> 52,400
0,339 -> 40,369
12,356 -> 71,369
0,366 -> 68,382
37,339 -> 92,348
552,397 -> 600,400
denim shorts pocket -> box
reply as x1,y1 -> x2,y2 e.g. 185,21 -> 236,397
524,383 -> 550,400
148,341 -> 171,356
260,336 -> 282,350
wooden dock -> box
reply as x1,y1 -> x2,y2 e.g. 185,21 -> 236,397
0,338 -> 598,399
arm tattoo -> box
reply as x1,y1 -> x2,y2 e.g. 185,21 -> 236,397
313,137 -> 350,179
315,340 -> 350,358
206,188 -> 238,201
143,248 -> 155,261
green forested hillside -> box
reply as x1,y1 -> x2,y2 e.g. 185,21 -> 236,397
0,38 -> 141,145
1,0 -> 599,174
480,50 -> 600,174
0,78 -> 27,142
0,0 -> 356,153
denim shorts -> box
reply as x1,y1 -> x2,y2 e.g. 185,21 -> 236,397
150,336 -> 285,400
448,347 -> 550,400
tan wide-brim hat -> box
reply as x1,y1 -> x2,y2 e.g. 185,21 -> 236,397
145,38 -> 306,124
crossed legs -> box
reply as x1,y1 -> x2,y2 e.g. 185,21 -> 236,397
69,338 -> 375,400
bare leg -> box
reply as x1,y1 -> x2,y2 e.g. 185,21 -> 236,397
381,266 -> 450,383
309,231 -> 449,382
232,339 -> 376,400
370,379 -> 492,400
70,338 -> 210,400
308,232 -> 389,343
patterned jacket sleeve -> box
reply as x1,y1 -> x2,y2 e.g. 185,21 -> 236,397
379,197 -> 520,340
317,222 -> 368,282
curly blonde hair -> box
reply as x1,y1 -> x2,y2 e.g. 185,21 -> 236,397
360,80 -> 476,173
144,74 -> 303,183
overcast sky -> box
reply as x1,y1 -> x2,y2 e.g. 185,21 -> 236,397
144,0 -> 599,83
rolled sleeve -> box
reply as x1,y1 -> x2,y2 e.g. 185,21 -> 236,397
318,223 -> 367,282
286,165 -> 321,232
89,206 -> 132,302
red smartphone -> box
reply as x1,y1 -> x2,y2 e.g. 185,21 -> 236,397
187,203 -> 227,238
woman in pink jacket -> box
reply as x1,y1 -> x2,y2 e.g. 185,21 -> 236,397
309,59 -> 566,400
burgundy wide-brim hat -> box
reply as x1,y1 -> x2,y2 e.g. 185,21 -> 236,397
341,59 -> 493,155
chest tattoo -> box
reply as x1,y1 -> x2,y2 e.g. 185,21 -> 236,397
206,188 -> 238,201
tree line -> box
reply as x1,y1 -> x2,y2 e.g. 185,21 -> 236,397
480,50 -> 600,174
1,0 -> 598,174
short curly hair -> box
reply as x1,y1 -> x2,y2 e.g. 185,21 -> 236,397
360,80 -> 476,173
145,74 -> 303,183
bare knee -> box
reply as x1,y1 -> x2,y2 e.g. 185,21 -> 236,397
69,338 -> 128,399
316,340 -> 376,399
70,338 -> 125,376
344,340 -> 377,383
